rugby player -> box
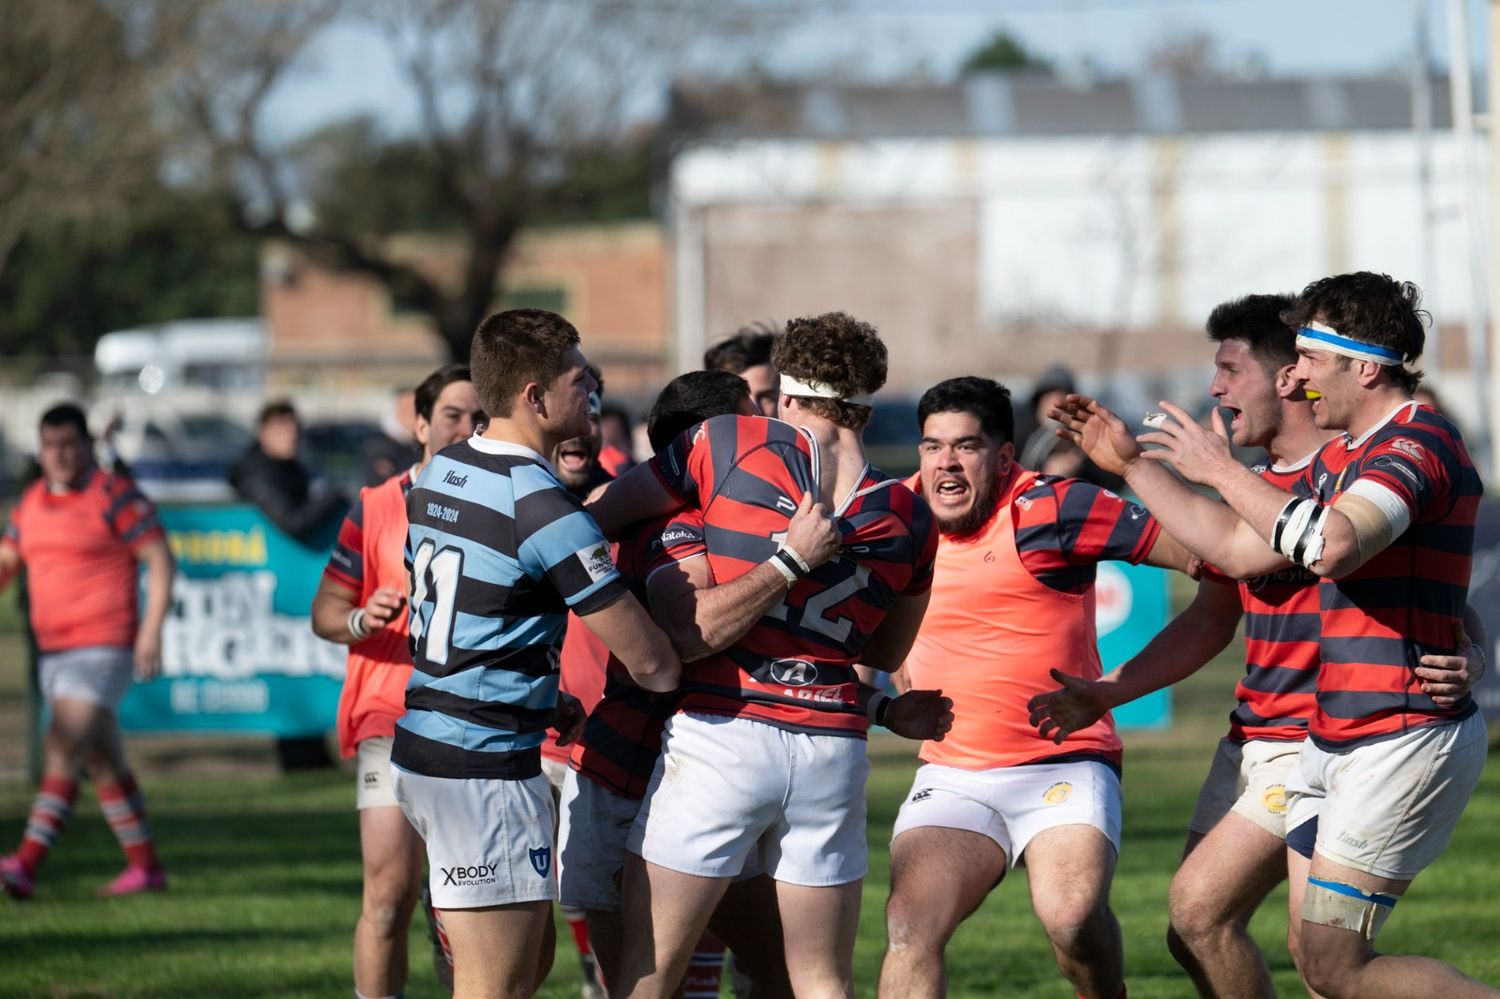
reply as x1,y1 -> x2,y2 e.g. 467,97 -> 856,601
310,364 -> 482,998
391,309 -> 683,999
0,404 -> 176,900
704,323 -> 781,417
591,311 -> 939,999
876,376 -> 1195,999
1053,272 -> 1496,998
1028,296 -> 1484,997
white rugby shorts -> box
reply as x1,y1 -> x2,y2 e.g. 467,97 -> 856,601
891,759 -> 1122,870
39,646 -> 135,710
1284,713 -> 1486,881
558,767 -> 641,912
391,765 -> 558,909
1187,736 -> 1302,839
355,736 -> 400,810
630,712 -> 870,887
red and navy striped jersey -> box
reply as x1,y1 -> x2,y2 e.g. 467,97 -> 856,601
1202,461 -> 1321,743
1303,402 -> 1482,747
1011,475 -> 1161,592
323,470 -> 413,594
648,414 -> 938,737
569,512 -> 703,798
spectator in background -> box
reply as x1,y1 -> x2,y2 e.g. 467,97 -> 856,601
0,404 -> 176,900
311,364 -> 483,999
365,388 -> 422,486
1016,365 -> 1077,470
230,400 -> 348,772
229,400 -> 347,543
599,404 -> 636,477
704,322 -> 781,417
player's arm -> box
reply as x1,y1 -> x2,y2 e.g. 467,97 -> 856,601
857,591 -> 932,673
1053,395 -> 1289,578
310,576 -> 407,645
1028,577 -> 1242,744
645,493 -> 840,661
0,539 -> 19,593
1140,530 -> 1200,575
132,534 -> 176,680
576,592 -> 681,693
585,461 -> 685,539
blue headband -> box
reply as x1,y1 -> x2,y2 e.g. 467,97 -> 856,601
1295,321 -> 1404,366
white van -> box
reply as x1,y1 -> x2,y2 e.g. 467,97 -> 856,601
94,318 -> 266,394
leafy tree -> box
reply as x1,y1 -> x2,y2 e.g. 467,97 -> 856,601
959,29 -> 1051,77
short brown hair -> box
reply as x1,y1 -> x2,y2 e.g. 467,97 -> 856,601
470,309 -> 582,417
1281,272 -> 1427,393
771,312 -> 887,430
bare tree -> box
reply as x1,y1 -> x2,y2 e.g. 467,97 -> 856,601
0,0 -> 195,278
171,0 -> 789,360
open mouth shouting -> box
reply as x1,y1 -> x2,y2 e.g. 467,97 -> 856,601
556,438 -> 593,476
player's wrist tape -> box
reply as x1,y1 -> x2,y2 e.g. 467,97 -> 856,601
347,607 -> 369,641
769,547 -> 810,585
1271,497 -> 1329,569
866,691 -> 893,726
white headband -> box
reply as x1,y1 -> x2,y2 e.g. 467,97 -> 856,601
779,374 -> 874,407
1295,320 -> 1404,367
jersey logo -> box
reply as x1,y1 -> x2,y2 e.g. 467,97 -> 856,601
768,658 -> 819,687
1015,495 -> 1033,510
1261,785 -> 1288,814
576,544 -> 615,583
660,525 -> 698,547
1042,782 -> 1073,805
910,788 -> 933,802
529,846 -> 551,878
776,495 -> 796,513
1388,438 -> 1426,462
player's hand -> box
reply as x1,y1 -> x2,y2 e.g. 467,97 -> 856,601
1048,394 -> 1141,476
1026,668 -> 1110,745
550,692 -> 587,747
784,492 -> 840,569
1137,401 -> 1238,488
133,628 -> 163,681
1416,623 -> 1485,707
362,587 -> 407,631
884,688 -> 954,742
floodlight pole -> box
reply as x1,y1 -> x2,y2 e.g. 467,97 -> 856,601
1449,0 -> 1492,475
1489,0 -> 1500,475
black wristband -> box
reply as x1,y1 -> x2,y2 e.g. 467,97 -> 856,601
874,694 -> 892,727
772,548 -> 808,580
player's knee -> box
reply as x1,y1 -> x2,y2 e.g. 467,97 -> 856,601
1038,897 -> 1113,957
1167,889 -> 1228,945
1298,943 -> 1361,999
884,893 -> 950,955
1165,922 -> 1195,970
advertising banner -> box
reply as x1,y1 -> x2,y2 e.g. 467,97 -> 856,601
117,505 -> 345,735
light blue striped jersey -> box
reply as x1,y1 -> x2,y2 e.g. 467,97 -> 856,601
392,435 -> 625,779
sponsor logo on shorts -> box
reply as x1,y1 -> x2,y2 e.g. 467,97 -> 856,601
910,788 -> 933,802
1042,782 -> 1073,805
530,846 -> 552,878
576,544 -> 615,583
1261,784 -> 1288,814
769,658 -> 818,687
1337,832 -> 1369,851
441,862 -> 499,887
362,770 -> 381,788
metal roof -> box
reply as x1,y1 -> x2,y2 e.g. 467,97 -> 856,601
670,73 -> 1477,140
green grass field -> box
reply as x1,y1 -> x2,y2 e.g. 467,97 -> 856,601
2,623 -> 1498,997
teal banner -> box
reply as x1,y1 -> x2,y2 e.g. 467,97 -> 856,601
1094,561 -> 1172,730
117,505 -> 346,735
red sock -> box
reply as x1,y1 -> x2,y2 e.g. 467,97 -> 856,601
563,904 -> 592,955
16,775 -> 79,875
684,932 -> 725,998
95,772 -> 161,871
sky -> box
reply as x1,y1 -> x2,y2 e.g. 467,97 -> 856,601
265,0 -> 1494,140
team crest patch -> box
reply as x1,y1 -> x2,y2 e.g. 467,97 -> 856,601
910,788 -> 933,803
576,544 -> 615,583
1042,782 -> 1073,805
1262,785 -> 1288,814
529,846 -> 552,878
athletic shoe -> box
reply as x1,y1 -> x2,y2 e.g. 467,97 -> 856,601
0,854 -> 33,900
97,864 -> 167,897
579,952 -> 606,999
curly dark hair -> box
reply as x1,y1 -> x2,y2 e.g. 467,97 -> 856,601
771,311 -> 888,431
917,377 -> 1015,445
1206,293 -> 1296,378
469,309 -> 581,417
1281,272 -> 1426,392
